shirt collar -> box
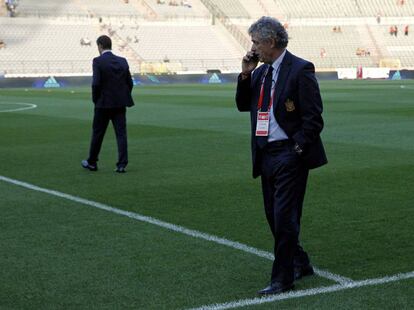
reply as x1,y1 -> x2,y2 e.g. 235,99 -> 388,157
102,49 -> 112,55
271,49 -> 286,72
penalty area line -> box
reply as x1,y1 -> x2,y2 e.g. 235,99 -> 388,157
0,102 -> 37,113
0,174 -> 350,285
188,271 -> 414,310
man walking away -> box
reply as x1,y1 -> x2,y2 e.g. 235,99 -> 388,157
82,35 -> 134,173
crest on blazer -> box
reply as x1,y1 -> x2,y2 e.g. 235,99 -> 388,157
285,98 -> 295,112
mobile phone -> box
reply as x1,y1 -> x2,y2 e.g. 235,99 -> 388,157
250,52 -> 259,62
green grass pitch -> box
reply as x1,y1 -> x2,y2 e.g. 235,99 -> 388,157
0,80 -> 413,309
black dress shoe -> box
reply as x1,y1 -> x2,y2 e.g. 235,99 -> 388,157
257,282 -> 294,295
81,160 -> 97,171
294,264 -> 314,280
115,166 -> 126,173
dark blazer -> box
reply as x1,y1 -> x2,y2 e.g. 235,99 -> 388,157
236,50 -> 327,178
92,51 -> 134,108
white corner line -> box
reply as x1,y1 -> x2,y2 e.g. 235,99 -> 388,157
0,175 -> 350,285
314,267 -> 353,285
187,271 -> 414,310
0,102 -> 37,113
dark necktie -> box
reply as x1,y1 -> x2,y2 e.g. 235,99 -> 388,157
256,65 -> 274,149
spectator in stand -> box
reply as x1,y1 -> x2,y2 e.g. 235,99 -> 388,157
404,25 -> 409,36
357,65 -> 363,79
320,48 -> 326,58
108,26 -> 116,37
119,40 -> 127,50
80,37 -> 92,46
181,1 -> 192,8
356,48 -> 370,56
376,13 -> 381,24
5,0 -> 17,17
389,25 -> 398,36
332,26 -> 342,33
0,39 -> 6,49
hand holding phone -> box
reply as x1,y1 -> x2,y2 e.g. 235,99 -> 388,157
241,51 -> 259,77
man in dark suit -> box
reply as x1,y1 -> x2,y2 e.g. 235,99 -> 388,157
82,35 -> 134,173
235,17 -> 327,295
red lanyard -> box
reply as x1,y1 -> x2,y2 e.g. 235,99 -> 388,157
257,66 -> 276,112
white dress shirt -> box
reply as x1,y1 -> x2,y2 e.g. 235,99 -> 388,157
267,50 -> 289,142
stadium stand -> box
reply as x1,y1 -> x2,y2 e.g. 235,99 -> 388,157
358,0 -> 414,17
1,0 -> 414,75
237,0 -> 414,18
17,0 -> 142,17
270,0 -> 359,18
0,17 -> 244,75
236,0 -> 265,18
369,24 -> 414,68
206,0 -> 250,18
0,18 -> 101,75
287,25 -> 377,69
142,0 -> 210,19
234,0 -> 282,19
115,22 -> 244,72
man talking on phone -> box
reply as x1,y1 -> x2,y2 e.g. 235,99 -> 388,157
235,17 -> 327,295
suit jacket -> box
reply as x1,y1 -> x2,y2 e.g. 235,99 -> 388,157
92,51 -> 135,108
236,50 -> 327,178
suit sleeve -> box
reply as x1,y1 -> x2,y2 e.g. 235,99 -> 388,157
235,74 -> 252,112
92,58 -> 101,104
292,62 -> 324,149
126,64 -> 133,92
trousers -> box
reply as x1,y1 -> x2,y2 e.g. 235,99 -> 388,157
259,140 -> 310,284
88,107 -> 128,168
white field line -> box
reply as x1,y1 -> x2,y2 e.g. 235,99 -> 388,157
0,175 -> 351,285
0,102 -> 37,113
188,271 -> 414,310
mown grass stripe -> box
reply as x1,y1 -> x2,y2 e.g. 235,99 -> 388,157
0,175 -> 351,285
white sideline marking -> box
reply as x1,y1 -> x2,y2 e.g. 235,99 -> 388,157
0,102 -> 37,113
188,271 -> 414,310
0,175 -> 351,285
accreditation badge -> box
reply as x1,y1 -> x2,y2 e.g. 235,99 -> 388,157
256,112 -> 270,136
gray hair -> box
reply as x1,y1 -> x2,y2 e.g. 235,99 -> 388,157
248,16 -> 288,48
